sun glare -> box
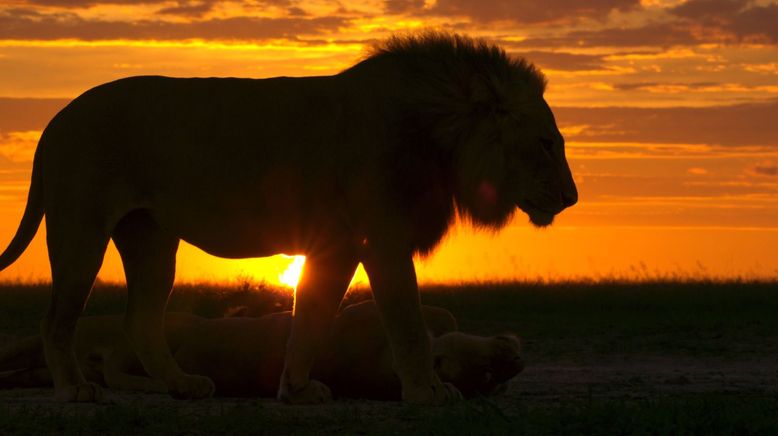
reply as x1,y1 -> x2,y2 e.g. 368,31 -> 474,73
279,255 -> 306,289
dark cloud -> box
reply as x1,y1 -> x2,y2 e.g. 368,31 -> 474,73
518,23 -> 699,48
24,0 -> 253,9
556,100 -> 778,147
714,3 -> 778,44
510,50 -> 606,71
286,6 -> 307,16
752,162 -> 778,176
517,0 -> 778,48
0,9 -> 346,41
611,81 -> 721,91
670,0 -> 778,44
24,0 -> 149,5
157,2 -> 215,18
611,82 -> 659,91
423,0 -> 640,24
20,0 -> 297,19
0,98 -> 69,133
24,0 -> 292,6
670,0 -> 749,18
384,0 -> 425,14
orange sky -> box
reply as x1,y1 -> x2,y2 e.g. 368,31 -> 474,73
0,0 -> 777,285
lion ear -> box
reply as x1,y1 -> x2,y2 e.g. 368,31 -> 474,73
469,73 -> 508,115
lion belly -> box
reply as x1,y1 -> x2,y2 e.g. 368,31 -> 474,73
41,75 -> 364,258
149,165 -> 350,258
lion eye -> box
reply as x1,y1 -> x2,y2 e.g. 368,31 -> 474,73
540,137 -> 554,157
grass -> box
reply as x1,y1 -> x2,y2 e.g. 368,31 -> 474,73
419,281 -> 778,360
1,279 -> 777,434
2,279 -> 775,359
0,280 -> 294,337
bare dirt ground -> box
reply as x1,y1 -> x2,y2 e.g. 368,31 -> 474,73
2,283 -> 776,433
2,354 -> 776,409
517,356 -> 778,402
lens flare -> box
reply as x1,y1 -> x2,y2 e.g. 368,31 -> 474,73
278,255 -> 306,288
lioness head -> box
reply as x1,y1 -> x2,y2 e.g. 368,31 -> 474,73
432,332 -> 523,398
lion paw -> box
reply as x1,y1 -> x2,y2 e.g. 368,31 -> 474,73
55,382 -> 104,403
403,381 -> 463,405
277,379 -> 332,404
169,374 -> 215,400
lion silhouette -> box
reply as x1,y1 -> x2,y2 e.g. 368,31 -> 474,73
0,31 -> 576,404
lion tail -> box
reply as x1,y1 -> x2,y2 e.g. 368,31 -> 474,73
0,150 -> 44,272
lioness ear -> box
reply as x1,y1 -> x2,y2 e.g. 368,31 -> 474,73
433,354 -> 461,381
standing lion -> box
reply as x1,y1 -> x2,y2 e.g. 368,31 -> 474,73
0,32 -> 576,404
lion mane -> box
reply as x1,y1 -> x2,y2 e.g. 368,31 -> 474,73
348,32 -> 550,254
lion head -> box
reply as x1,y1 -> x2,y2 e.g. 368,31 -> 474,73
367,32 -> 578,232
432,332 -> 523,398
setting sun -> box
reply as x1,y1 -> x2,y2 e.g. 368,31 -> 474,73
278,256 -> 306,289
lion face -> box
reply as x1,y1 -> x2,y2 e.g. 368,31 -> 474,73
432,332 -> 524,398
506,98 -> 578,227
456,90 -> 577,229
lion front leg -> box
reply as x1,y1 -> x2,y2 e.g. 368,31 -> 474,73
278,251 -> 358,404
361,242 -> 463,405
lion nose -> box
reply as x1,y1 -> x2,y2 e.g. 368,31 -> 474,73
562,185 -> 578,208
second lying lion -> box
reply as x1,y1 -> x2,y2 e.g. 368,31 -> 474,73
0,301 -> 523,399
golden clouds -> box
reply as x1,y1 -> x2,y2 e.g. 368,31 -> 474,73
0,131 -> 39,163
1,0 -> 776,107
0,0 -> 777,283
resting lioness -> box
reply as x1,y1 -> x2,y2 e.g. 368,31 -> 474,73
0,301 -> 523,399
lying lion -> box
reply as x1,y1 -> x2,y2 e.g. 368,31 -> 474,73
0,301 -> 523,399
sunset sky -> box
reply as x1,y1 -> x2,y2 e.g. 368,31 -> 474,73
0,0 -> 777,286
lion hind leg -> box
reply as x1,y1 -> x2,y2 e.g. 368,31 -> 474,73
112,210 -> 214,400
41,218 -> 110,403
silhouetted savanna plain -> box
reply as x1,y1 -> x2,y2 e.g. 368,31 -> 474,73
1,280 -> 777,434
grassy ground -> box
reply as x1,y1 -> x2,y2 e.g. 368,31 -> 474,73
1,280 -> 777,435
